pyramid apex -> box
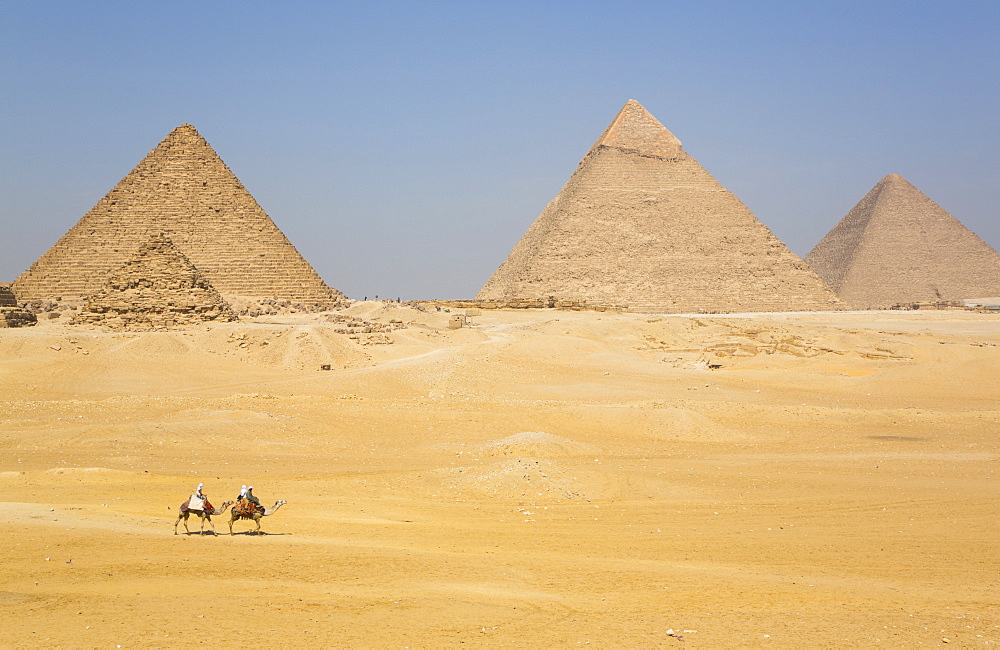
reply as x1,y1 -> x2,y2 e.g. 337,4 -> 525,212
168,123 -> 202,137
592,100 -> 683,158
873,174 -> 924,197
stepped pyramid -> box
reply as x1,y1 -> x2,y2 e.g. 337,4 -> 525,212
805,174 -> 1000,308
477,100 -> 842,312
13,124 -> 343,304
73,234 -> 237,329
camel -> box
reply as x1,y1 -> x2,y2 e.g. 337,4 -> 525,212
229,500 -> 287,535
174,499 -> 234,536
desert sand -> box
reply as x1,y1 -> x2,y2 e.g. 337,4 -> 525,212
1,303 -> 998,646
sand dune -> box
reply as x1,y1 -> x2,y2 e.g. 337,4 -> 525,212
1,305 -> 998,646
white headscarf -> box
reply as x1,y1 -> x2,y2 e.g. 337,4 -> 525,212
240,485 -> 247,498
196,483 -> 203,493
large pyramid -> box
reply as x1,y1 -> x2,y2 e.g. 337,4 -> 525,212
13,124 -> 343,304
805,174 -> 1000,308
73,234 -> 238,330
477,100 -> 841,312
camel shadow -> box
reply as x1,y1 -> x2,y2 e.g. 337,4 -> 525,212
229,531 -> 291,536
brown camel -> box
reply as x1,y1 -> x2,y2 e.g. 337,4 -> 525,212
229,500 -> 287,535
174,500 -> 234,536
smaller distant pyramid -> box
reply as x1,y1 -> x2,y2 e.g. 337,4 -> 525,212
73,234 -> 238,330
805,174 -> 1000,308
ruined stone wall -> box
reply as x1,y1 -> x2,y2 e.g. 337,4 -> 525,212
14,124 -> 343,305
0,285 -> 16,307
0,308 -> 36,327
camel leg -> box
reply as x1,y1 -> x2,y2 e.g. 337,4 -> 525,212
206,515 -> 216,536
255,516 -> 262,535
229,516 -> 235,535
174,514 -> 182,535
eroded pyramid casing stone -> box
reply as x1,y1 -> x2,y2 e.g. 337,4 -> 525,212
805,174 -> 1000,308
14,124 -> 343,304
477,100 -> 842,312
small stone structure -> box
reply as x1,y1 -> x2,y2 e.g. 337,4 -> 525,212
0,284 -> 17,307
0,308 -> 37,327
477,100 -> 842,313
806,174 -> 1000,309
0,284 -> 36,327
72,234 -> 238,330
14,123 -> 344,305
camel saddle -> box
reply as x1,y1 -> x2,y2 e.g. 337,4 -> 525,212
180,498 -> 214,513
235,499 -> 264,517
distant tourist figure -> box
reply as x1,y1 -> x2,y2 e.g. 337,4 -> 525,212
236,484 -> 248,502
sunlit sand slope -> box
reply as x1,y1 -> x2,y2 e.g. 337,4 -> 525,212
1,306 -> 998,646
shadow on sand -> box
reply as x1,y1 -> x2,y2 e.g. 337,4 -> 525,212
229,530 -> 291,536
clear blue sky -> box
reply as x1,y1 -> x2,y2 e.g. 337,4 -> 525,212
2,1 -> 997,299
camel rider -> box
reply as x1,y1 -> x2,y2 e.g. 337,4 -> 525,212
237,485 -> 247,502
188,483 -> 207,512
245,486 -> 261,508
